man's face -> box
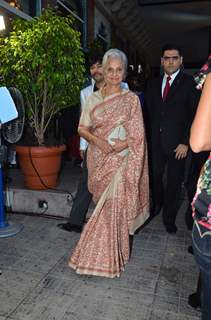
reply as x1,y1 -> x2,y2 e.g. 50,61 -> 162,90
161,49 -> 183,75
90,61 -> 103,83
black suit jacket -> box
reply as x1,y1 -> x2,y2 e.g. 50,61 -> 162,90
145,71 -> 200,155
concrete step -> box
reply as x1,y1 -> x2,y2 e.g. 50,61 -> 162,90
4,161 -> 82,218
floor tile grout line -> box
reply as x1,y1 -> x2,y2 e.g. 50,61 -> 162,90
150,230 -> 169,312
5,253 -> 68,319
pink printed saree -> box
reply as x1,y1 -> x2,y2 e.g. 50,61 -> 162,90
68,89 -> 149,278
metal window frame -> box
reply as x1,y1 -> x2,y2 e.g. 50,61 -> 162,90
57,0 -> 84,24
139,0 -> 209,5
57,0 -> 88,50
97,33 -> 108,44
36,0 -> 42,16
81,0 -> 87,51
0,0 -> 32,20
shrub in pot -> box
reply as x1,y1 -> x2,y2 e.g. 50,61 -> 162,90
0,9 -> 85,189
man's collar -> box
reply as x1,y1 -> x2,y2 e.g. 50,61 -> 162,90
164,69 -> 180,81
91,78 -> 95,87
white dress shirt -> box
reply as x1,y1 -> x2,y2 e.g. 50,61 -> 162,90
79,83 -> 95,150
161,69 -> 180,97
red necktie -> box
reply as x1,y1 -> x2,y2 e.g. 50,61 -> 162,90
163,75 -> 171,100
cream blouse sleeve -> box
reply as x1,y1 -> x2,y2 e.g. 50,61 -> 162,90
79,96 -> 93,129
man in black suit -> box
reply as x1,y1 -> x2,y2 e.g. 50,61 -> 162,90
146,44 -> 199,233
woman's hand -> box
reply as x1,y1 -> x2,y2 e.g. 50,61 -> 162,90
78,128 -> 113,154
95,137 -> 113,154
110,138 -> 128,152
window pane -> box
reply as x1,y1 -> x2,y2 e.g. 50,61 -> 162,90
6,0 -> 38,16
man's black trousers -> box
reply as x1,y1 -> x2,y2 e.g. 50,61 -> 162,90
68,154 -> 92,227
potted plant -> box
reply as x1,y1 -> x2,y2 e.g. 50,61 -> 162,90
0,9 -> 85,189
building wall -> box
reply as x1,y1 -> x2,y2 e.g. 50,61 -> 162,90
41,0 -> 56,8
87,0 -> 94,45
1,0 -> 136,64
94,6 -> 111,48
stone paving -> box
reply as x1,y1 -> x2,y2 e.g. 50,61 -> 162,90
0,184 -> 201,319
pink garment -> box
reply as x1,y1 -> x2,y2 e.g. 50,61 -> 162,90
69,90 -> 149,278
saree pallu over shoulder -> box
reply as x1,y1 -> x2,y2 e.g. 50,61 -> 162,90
69,90 -> 149,278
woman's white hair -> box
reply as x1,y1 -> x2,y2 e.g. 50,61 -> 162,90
102,48 -> 128,74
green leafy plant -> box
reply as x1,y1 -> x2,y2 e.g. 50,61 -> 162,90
0,9 -> 85,145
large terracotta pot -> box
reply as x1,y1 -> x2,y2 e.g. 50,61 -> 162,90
16,145 -> 66,190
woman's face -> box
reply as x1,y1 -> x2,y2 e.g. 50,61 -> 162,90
103,57 -> 124,87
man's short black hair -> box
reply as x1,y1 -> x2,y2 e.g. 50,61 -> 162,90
88,53 -> 104,67
161,44 -> 182,57
87,39 -> 105,67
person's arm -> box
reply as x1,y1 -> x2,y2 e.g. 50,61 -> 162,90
190,73 -> 211,152
181,77 -> 200,146
175,77 -> 200,160
78,96 -> 113,155
78,127 -> 113,154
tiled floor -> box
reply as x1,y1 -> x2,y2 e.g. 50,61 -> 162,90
0,167 -> 201,320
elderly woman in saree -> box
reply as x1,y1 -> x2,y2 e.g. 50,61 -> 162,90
68,48 -> 149,278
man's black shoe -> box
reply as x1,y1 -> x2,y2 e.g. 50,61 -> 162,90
165,224 -> 177,234
188,292 -> 201,310
57,223 -> 82,233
